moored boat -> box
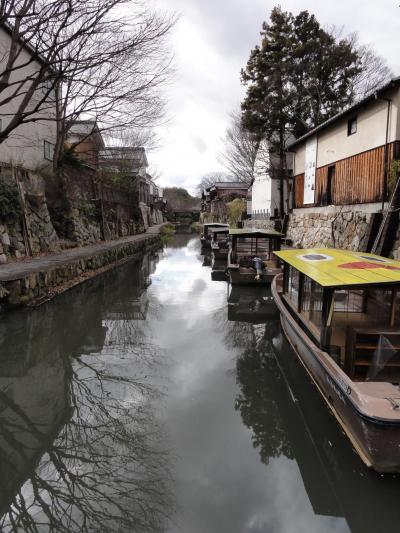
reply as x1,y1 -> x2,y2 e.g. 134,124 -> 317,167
227,229 -> 282,285
272,248 -> 400,473
210,227 -> 230,260
200,223 -> 229,250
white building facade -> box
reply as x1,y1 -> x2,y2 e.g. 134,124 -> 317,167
248,141 -> 272,218
0,26 -> 57,171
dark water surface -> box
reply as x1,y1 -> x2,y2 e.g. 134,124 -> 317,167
0,233 -> 399,532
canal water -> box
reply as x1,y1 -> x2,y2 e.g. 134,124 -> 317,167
0,232 -> 400,532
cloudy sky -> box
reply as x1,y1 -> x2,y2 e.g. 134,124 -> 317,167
151,0 -> 400,194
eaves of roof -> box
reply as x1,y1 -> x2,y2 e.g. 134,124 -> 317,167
1,22 -> 57,74
287,77 -> 400,150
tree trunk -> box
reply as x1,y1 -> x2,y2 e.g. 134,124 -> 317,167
53,81 -> 65,173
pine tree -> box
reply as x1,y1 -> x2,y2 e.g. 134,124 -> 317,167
241,7 -> 294,215
241,7 -> 363,215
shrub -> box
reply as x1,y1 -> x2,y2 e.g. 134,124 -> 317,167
0,180 -> 22,221
78,199 -> 97,220
227,198 -> 246,227
160,222 -> 175,243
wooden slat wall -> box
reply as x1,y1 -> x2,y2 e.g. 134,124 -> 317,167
294,141 -> 400,208
294,173 -> 304,208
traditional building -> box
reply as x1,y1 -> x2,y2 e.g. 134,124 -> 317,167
66,121 -> 105,169
98,146 -> 164,228
202,181 -> 249,222
246,139 -> 294,229
0,25 -> 58,171
98,146 -> 148,178
287,77 -> 400,254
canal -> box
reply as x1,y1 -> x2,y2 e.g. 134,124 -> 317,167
0,232 -> 399,532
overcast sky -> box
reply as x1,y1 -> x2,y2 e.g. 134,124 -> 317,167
150,0 -> 400,194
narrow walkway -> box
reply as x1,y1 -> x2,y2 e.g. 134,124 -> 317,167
0,224 -> 165,282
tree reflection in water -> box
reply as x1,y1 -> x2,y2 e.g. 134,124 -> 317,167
234,322 -> 294,464
0,253 -> 173,533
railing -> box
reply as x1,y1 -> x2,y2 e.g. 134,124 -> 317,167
251,209 -> 271,220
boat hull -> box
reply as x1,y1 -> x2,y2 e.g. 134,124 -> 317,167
212,246 -> 228,260
200,238 -> 211,251
271,275 -> 400,473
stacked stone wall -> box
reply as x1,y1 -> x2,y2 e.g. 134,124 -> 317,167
0,233 -> 162,309
287,209 -> 374,251
389,226 -> 400,260
49,165 -> 146,245
0,171 -> 60,263
243,219 -> 275,231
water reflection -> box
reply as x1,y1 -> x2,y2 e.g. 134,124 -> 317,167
235,324 -> 293,463
231,297 -> 400,533
1,234 -> 400,533
227,285 -> 277,324
0,251 -> 172,532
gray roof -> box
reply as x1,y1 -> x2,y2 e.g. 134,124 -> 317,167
207,181 -> 250,191
287,77 -> 400,150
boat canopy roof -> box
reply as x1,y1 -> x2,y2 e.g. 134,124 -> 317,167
209,227 -> 229,234
203,223 -> 229,227
229,228 -> 283,238
275,248 -> 400,288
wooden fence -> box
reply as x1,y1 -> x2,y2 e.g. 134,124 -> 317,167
294,142 -> 400,208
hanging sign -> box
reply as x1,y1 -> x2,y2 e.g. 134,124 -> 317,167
304,137 -> 317,205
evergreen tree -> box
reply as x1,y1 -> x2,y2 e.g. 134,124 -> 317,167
290,11 -> 361,135
241,7 -> 294,215
241,7 -> 363,215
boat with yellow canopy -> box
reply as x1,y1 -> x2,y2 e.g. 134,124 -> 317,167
271,248 -> 400,472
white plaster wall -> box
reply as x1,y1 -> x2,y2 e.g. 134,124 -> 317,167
250,140 -> 272,215
251,174 -> 271,215
292,143 -> 306,175
0,28 -> 57,171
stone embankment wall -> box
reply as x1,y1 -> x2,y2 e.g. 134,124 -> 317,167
243,219 -> 275,231
286,209 -> 373,250
0,171 -> 60,263
0,163 -> 164,265
389,226 -> 400,260
0,233 -> 161,309
49,165 -> 146,245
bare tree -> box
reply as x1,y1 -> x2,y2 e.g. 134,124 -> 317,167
0,254 -> 174,532
196,171 -> 231,197
219,111 -> 262,185
0,1 -> 175,170
328,28 -> 393,100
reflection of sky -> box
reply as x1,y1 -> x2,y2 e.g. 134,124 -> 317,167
142,236 -> 350,533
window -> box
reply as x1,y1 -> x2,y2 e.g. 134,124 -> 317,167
347,116 -> 357,136
44,140 -> 54,161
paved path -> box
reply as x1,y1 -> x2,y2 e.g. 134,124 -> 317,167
0,224 -> 165,282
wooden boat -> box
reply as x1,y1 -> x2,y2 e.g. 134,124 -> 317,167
227,229 -> 282,285
210,227 -> 230,260
200,223 -> 228,250
211,258 -> 227,281
272,248 -> 400,473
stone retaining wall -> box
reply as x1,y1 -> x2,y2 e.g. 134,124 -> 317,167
287,208 -> 375,251
0,234 -> 161,310
243,219 -> 275,231
0,172 -> 60,263
389,225 -> 400,260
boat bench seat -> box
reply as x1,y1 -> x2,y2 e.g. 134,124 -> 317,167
239,257 -> 256,268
